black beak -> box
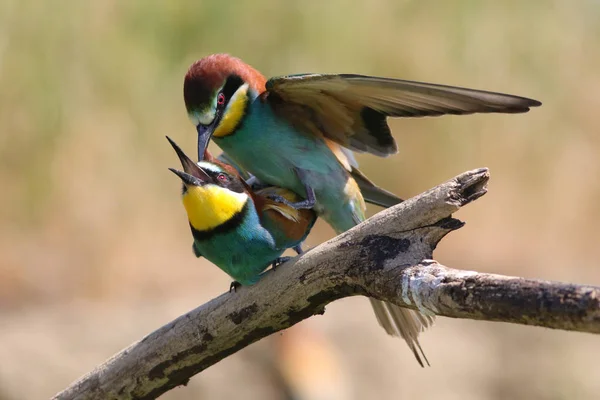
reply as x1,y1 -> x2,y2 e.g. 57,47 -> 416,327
166,136 -> 211,182
197,123 -> 214,162
168,168 -> 205,187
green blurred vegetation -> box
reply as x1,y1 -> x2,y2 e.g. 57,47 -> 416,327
1,1 -> 600,399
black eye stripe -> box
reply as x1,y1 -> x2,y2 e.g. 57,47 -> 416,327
210,171 -> 244,193
220,75 -> 244,103
204,169 -> 221,180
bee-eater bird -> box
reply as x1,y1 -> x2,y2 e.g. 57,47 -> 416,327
167,136 -> 317,287
182,53 -> 542,366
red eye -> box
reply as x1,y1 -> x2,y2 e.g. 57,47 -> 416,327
217,173 -> 228,182
217,93 -> 225,106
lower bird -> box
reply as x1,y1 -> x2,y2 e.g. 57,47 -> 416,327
167,136 -> 316,288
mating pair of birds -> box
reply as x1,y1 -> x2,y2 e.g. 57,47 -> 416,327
168,54 -> 541,366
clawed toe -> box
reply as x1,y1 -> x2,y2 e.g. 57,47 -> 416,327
229,281 -> 241,293
271,256 -> 292,271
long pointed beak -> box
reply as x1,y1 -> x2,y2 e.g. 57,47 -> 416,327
166,136 -> 211,182
168,168 -> 205,187
197,124 -> 213,162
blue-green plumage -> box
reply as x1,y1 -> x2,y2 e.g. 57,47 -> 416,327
216,95 -> 364,233
189,199 -> 285,286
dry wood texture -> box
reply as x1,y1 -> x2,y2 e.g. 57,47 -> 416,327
53,168 -> 600,400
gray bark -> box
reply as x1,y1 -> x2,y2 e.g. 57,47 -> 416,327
52,168 -> 600,400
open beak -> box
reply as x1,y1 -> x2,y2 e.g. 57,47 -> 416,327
168,168 -> 205,187
166,136 -> 211,182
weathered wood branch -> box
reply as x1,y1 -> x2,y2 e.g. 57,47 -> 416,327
53,168 -> 600,400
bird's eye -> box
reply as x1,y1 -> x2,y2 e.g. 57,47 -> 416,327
217,173 -> 228,182
217,93 -> 226,106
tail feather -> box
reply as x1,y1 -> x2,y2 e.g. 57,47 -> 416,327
321,147 -> 433,367
385,301 -> 432,367
350,166 -> 404,208
334,202 -> 434,366
368,298 -> 433,367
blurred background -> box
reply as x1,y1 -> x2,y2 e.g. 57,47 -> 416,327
1,0 -> 599,399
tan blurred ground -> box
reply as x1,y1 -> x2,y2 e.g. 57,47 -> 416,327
1,1 -> 599,399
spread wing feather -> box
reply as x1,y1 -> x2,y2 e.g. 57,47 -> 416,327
266,73 -> 541,156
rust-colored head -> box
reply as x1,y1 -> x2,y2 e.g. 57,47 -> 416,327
184,54 -> 267,160
183,54 -> 266,124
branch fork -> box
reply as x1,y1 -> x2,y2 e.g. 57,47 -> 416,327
53,168 -> 600,400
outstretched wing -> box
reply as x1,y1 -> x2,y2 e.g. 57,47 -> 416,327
265,73 -> 541,156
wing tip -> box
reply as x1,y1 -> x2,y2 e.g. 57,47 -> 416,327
506,96 -> 542,112
389,99 -> 541,117
495,97 -> 543,113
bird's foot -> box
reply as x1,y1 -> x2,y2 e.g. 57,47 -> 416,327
267,172 -> 316,210
293,245 -> 304,255
244,175 -> 269,191
244,175 -> 258,186
271,256 -> 292,271
229,281 -> 241,293
266,194 -> 315,210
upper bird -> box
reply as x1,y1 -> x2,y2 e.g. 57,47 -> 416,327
167,136 -> 316,287
182,53 -> 541,365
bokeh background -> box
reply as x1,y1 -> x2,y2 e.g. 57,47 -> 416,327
1,1 -> 599,399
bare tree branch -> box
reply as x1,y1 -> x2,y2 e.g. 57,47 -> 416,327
52,168 -> 600,400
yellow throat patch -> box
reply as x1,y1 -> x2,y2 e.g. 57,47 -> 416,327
213,83 -> 249,138
182,184 -> 248,231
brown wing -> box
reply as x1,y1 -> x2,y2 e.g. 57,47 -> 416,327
257,187 -> 302,223
265,73 -> 542,156
254,186 -> 316,243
